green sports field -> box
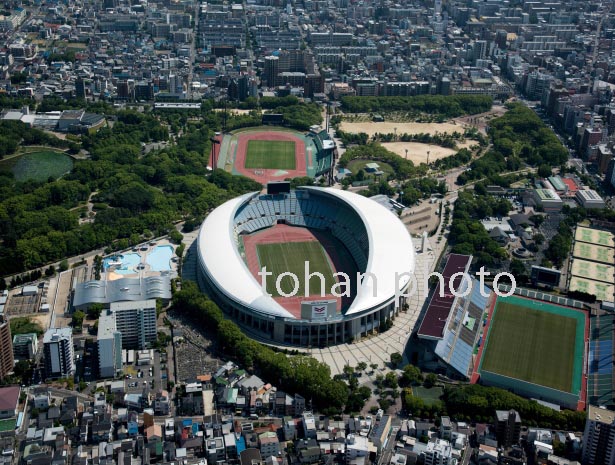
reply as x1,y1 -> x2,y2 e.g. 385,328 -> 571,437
480,296 -> 584,393
257,241 -> 336,297
244,140 -> 296,170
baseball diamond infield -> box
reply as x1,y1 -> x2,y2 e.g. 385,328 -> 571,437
217,127 -> 315,184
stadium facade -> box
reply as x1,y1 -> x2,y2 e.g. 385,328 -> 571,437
196,187 -> 415,347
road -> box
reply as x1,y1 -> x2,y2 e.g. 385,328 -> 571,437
378,422 -> 400,465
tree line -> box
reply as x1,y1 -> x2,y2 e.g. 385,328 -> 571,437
340,94 -> 493,117
0,120 -> 78,159
172,282 -> 349,414
0,108 -> 262,275
448,191 -> 510,268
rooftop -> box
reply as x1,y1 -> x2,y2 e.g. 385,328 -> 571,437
588,405 -> 615,425
417,254 -> 472,339
43,327 -> 72,343
0,386 -> 20,412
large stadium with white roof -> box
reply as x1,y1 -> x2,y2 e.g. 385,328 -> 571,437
196,186 -> 415,347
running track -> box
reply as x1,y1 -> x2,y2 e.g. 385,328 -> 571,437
233,131 -> 308,184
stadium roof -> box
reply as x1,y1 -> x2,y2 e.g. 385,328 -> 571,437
417,254 -> 472,340
197,187 -> 415,320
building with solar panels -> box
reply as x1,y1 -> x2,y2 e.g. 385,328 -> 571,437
416,254 -> 492,380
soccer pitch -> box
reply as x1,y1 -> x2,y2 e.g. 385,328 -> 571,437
245,140 -> 297,170
480,297 -> 584,393
256,241 -> 336,297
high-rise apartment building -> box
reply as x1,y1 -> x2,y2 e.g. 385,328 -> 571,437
0,315 -> 14,381
109,299 -> 157,350
98,312 -> 123,378
582,405 -> 615,465
43,328 -> 74,379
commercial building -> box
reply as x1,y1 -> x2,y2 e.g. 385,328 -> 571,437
12,333 -> 38,360
533,188 -> 563,212
575,189 -> 606,209
582,405 -> 615,465
43,328 -> 75,379
258,432 -> 280,458
109,300 -> 157,349
423,439 -> 454,465
97,312 -> 123,378
0,315 -> 14,381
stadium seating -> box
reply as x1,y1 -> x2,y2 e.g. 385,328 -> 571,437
233,190 -> 369,271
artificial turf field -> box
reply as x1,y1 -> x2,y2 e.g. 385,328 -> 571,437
244,140 -> 297,170
256,241 -> 336,297
480,297 -> 584,393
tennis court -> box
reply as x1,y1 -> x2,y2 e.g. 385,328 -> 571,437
570,259 -> 615,284
573,242 -> 615,265
575,226 -> 615,248
569,277 -> 614,302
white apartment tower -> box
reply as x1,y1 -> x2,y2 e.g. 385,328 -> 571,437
98,312 -> 123,378
109,299 -> 157,349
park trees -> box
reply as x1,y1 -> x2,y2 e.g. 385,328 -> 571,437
173,282 -> 349,413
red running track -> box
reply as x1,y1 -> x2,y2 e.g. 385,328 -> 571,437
233,131 -> 307,184
242,223 -> 357,318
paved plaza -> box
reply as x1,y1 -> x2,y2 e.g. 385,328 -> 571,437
308,243 -> 436,376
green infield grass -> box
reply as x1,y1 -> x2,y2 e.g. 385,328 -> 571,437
480,297 -> 582,393
256,241 -> 335,297
245,140 -> 296,170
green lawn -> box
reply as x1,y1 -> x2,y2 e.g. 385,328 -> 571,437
412,386 -> 443,406
245,140 -> 296,170
0,418 -> 16,432
257,241 -> 336,297
481,301 -> 577,392
346,158 -> 395,179
0,150 -> 73,182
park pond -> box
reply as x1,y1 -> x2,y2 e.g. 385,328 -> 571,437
0,150 -> 74,182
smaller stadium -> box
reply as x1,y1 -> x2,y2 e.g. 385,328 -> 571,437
215,126 -> 335,184
478,295 -> 588,409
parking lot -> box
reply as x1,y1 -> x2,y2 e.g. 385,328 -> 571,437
123,350 -> 167,393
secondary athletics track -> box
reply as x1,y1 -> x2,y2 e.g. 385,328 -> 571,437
230,129 -> 309,184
